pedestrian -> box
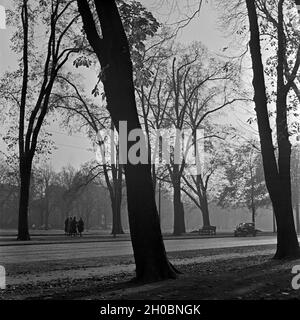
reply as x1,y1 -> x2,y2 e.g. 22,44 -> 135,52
64,217 -> 69,235
77,217 -> 84,237
71,217 -> 77,236
67,216 -> 72,236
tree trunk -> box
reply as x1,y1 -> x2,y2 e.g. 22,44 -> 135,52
172,164 -> 186,235
199,188 -> 210,227
250,173 -> 256,225
124,163 -> 177,280
77,0 -> 178,282
111,193 -> 124,235
17,158 -> 31,240
274,200 -> 299,258
251,204 -> 256,225
201,200 -> 211,227
102,213 -> 107,230
273,208 -> 277,233
274,95 -> 299,258
173,178 -> 186,235
103,164 -> 124,235
112,162 -> 124,235
245,0 -> 300,259
296,204 -> 300,234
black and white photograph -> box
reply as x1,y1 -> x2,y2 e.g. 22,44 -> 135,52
0,0 -> 300,315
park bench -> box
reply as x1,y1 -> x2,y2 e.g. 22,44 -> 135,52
198,225 -> 216,235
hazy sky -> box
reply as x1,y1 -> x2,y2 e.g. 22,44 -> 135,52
0,0 -> 247,171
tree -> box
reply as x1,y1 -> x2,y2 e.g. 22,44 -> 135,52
0,0 -> 81,240
181,136 -> 225,228
32,164 -> 58,229
52,0 -> 163,235
77,0 -> 178,281
134,38 -> 174,194
291,140 -> 300,232
74,181 -> 99,230
53,76 -> 125,235
159,44 -> 239,235
245,0 -> 300,258
0,159 -> 20,228
58,165 -> 90,219
218,143 -> 270,225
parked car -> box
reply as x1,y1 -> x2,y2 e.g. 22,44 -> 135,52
234,222 -> 257,237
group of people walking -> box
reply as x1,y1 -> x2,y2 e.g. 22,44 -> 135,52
64,216 -> 84,236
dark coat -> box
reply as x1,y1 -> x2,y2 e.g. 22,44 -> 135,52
64,218 -> 69,233
71,219 -> 77,234
77,219 -> 84,233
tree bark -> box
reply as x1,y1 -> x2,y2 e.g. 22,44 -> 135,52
201,195 -> 211,227
112,162 -> 124,234
77,0 -> 178,281
251,204 -> 256,225
111,187 -> 124,235
17,157 -> 31,240
173,168 -> 186,235
103,163 -> 124,235
17,1 -> 78,240
245,0 -> 300,259
274,0 -> 299,258
173,185 -> 185,235
296,204 -> 300,233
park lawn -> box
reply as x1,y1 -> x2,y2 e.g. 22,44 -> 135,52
1,244 -> 300,300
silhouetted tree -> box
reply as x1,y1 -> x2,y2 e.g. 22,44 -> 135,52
245,0 -> 300,258
77,0 -> 178,281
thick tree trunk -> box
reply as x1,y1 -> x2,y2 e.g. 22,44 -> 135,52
152,164 -> 157,194
274,1 -> 299,258
251,204 -> 256,225
17,158 -> 31,240
172,164 -> 186,235
296,204 -> 300,233
102,212 -> 108,230
246,0 -> 300,259
250,181 -> 256,225
273,208 -> 277,233
103,164 -> 124,235
111,192 -> 124,235
274,200 -> 299,258
274,95 -> 299,258
199,188 -> 211,227
201,200 -> 211,227
77,0 -> 178,281
112,163 -> 124,235
125,163 -> 177,280
173,179 -> 186,235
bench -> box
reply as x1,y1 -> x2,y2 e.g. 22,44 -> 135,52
198,226 -> 216,235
